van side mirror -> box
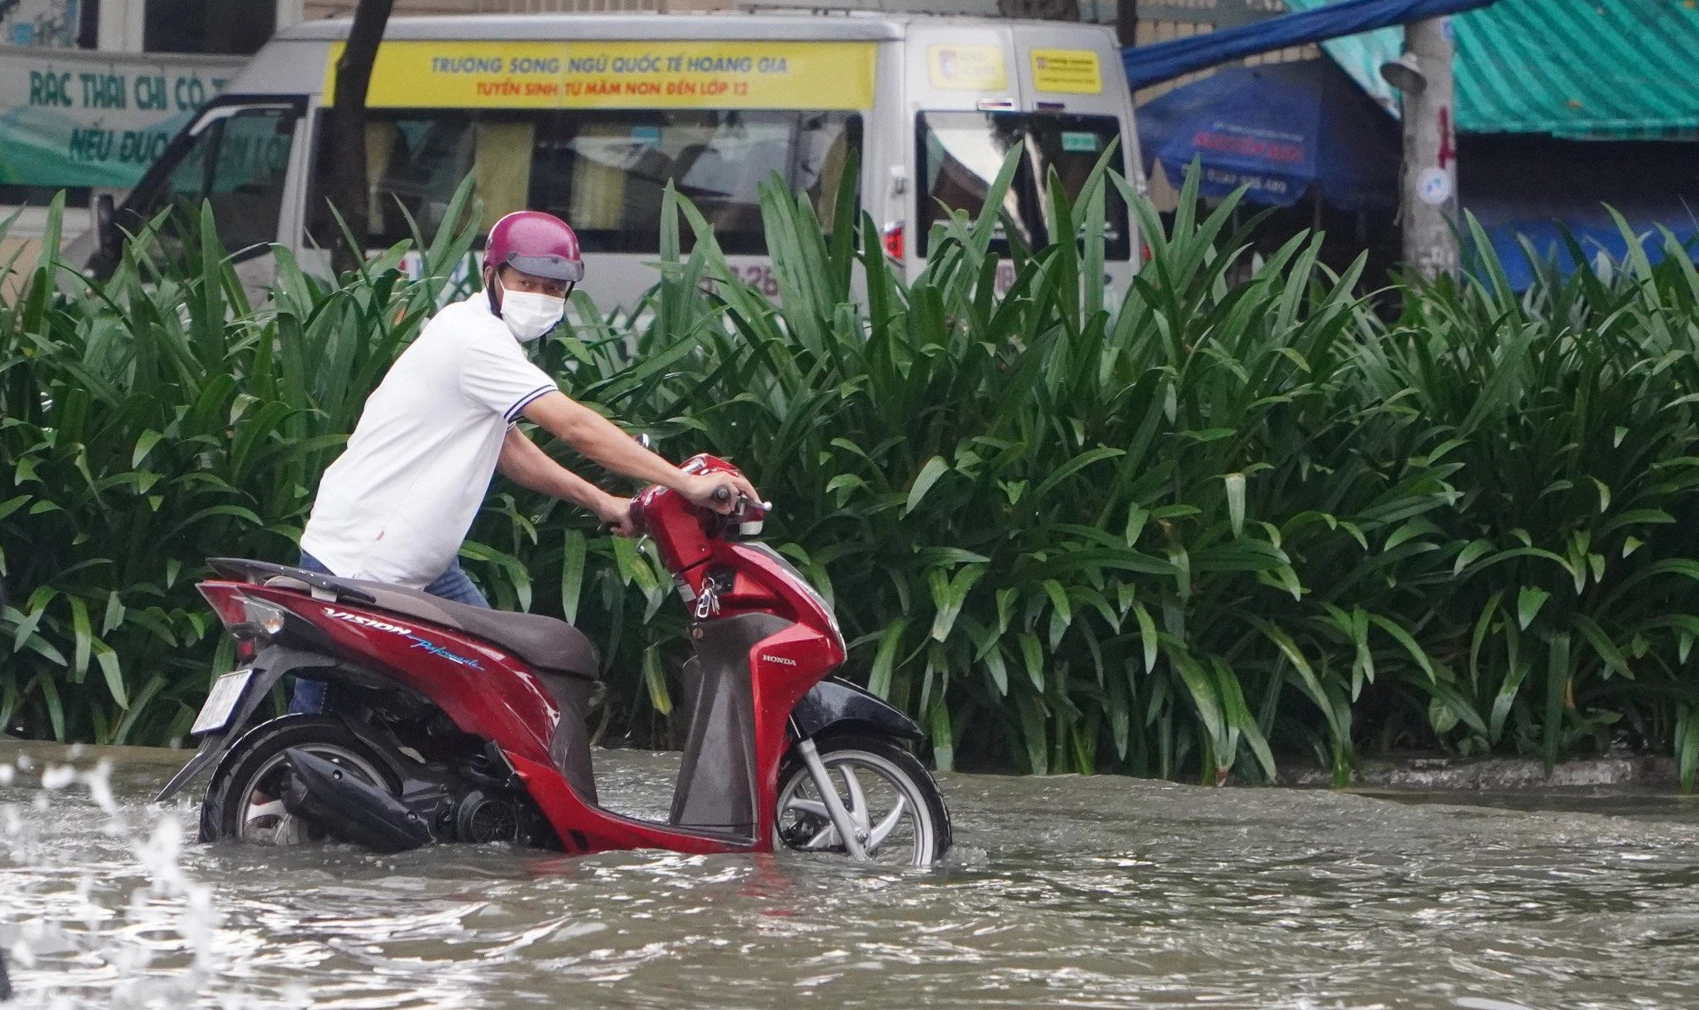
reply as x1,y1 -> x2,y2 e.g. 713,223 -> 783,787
94,194 -> 117,258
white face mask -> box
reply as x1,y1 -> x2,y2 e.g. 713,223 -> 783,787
498,286 -> 565,342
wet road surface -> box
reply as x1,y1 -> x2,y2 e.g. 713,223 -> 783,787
4,742 -> 1698,1009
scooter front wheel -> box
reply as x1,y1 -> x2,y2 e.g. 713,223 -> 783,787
775,736 -> 952,867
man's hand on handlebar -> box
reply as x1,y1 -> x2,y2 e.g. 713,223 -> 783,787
681,471 -> 762,515
594,491 -> 638,537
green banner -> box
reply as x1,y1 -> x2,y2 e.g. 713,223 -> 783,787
0,44 -> 247,188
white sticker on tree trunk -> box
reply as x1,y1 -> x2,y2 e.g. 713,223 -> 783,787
1417,166 -> 1453,206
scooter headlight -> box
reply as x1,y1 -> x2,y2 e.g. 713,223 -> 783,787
243,598 -> 288,637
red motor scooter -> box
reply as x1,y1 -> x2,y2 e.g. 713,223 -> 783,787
156,455 -> 950,866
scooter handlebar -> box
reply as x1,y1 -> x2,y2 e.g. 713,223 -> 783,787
709,483 -> 770,519
628,455 -> 768,545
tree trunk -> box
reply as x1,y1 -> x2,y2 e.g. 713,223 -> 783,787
329,0 -> 396,276
997,0 -> 1082,22
1397,17 -> 1459,283
1116,0 -> 1138,47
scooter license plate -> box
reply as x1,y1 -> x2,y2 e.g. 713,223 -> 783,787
191,668 -> 254,736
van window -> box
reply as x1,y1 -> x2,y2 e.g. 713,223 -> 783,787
917,112 -> 1042,252
916,111 -> 1130,261
533,111 -> 861,256
308,113 -> 535,249
120,104 -> 300,260
311,110 -> 860,257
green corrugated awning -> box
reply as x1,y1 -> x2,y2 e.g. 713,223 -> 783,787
1285,0 -> 1699,140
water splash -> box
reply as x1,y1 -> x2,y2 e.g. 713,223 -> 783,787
0,753 -> 240,1008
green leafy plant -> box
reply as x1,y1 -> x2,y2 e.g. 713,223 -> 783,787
0,183 -> 479,743
8,164 -> 1699,791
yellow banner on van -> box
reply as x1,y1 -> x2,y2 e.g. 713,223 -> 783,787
927,45 -> 1006,91
325,40 -> 876,110
1030,49 -> 1102,94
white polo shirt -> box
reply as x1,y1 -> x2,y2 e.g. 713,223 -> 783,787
300,295 -> 556,587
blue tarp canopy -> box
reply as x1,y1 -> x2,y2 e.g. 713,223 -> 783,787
1136,60 -> 1399,210
1462,135 -> 1699,290
1472,201 -> 1699,291
1122,0 -> 1496,90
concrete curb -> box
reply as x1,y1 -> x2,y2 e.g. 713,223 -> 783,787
1279,754 -> 1680,790
2,737 -> 1685,791
0,737 -> 192,767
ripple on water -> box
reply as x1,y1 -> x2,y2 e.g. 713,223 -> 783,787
5,744 -> 1699,1008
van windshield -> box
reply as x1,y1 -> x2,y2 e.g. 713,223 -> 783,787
119,104 -> 300,263
916,111 -> 1129,261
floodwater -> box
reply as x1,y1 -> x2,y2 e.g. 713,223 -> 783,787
4,742 -> 1699,1009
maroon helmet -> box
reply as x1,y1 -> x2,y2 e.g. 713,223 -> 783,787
486,211 -> 583,282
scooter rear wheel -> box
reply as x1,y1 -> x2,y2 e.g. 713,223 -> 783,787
775,736 -> 952,867
200,715 -> 398,846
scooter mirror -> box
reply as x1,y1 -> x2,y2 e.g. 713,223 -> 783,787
633,433 -> 653,451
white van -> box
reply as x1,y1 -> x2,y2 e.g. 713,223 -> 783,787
86,13 -> 1144,307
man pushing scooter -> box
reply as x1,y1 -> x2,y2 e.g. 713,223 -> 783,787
163,209 -> 949,862
290,210 -> 758,713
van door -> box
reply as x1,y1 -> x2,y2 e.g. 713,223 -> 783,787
902,23 -> 1023,285
1013,26 -> 1141,294
904,26 -> 1141,294
102,98 -> 307,301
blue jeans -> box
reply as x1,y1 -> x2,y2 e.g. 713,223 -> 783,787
288,550 -> 490,714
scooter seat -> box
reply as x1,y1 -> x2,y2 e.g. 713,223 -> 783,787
346,580 -> 601,681
262,570 -> 600,680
